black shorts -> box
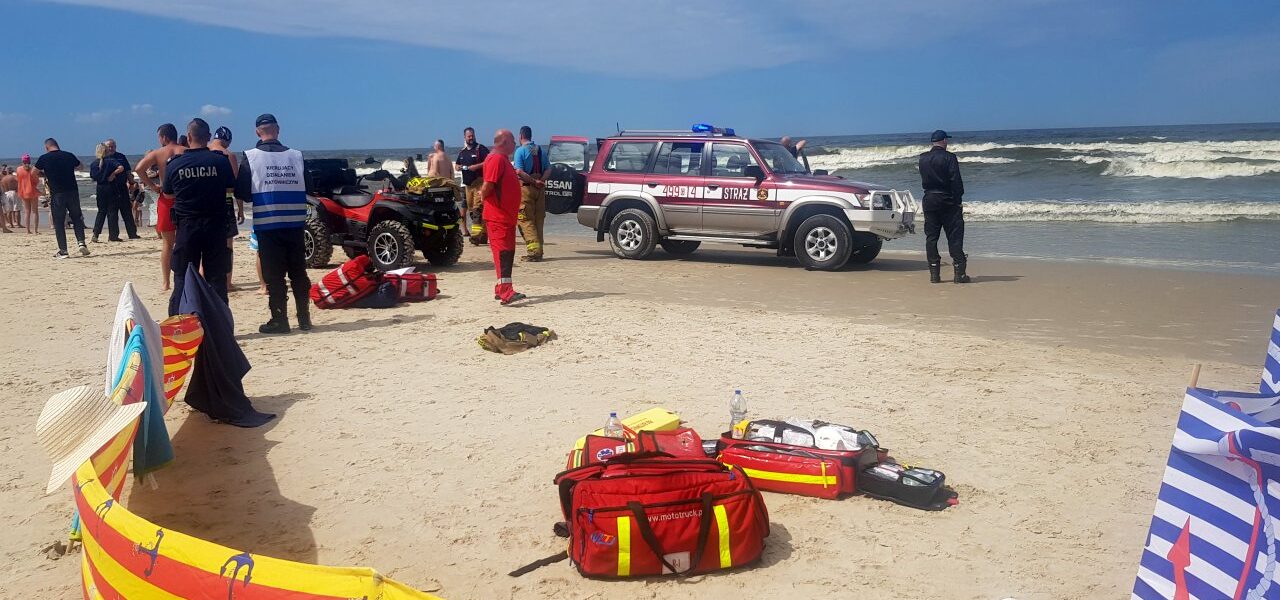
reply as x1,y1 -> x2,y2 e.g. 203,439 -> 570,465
225,204 -> 238,239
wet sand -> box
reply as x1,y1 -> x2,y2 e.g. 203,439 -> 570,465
0,230 -> 1275,599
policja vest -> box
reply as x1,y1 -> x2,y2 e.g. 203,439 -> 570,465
245,145 -> 306,231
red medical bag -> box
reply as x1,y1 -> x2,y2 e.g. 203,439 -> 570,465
717,420 -> 885,499
309,255 -> 379,309
382,272 -> 438,302
553,455 -> 769,578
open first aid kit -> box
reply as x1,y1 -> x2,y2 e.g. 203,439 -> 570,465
717,419 -> 886,500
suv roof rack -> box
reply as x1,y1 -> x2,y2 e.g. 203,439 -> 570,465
615,129 -> 739,138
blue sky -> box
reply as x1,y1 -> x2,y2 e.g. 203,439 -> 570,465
1,0 -> 1278,157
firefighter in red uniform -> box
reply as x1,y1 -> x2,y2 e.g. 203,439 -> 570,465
480,129 -> 527,305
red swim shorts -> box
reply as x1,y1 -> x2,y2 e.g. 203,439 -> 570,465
156,193 -> 176,233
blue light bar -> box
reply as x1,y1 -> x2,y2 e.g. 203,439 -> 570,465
692,124 -> 735,136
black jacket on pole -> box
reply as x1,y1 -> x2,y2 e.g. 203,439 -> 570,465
178,269 -> 276,428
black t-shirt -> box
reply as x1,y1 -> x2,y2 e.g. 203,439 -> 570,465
456,143 -> 490,186
35,150 -> 82,194
163,147 -> 235,222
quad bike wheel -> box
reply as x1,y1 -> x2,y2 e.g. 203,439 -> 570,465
423,227 -> 465,266
304,217 -> 334,268
367,219 -> 415,271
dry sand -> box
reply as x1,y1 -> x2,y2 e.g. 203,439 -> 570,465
1,230 -> 1277,599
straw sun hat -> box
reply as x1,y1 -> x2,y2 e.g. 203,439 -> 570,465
36,385 -> 145,494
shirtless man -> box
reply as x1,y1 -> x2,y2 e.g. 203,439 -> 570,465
135,123 -> 185,290
0,167 -> 17,232
209,126 -> 241,289
427,139 -> 454,178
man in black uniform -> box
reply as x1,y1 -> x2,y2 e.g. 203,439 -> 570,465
164,118 -> 236,314
918,130 -> 970,284
456,126 -> 489,244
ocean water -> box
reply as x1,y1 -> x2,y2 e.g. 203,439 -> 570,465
9,123 -> 1276,274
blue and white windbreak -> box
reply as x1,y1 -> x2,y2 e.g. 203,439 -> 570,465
1262,310 -> 1279,396
1134,385 -> 1280,600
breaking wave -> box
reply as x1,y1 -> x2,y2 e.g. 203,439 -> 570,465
809,139 -> 1280,179
964,200 -> 1280,223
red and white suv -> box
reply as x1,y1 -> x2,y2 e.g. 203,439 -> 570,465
545,127 -> 918,270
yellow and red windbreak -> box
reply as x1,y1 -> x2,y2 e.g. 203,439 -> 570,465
72,461 -> 442,599
158,315 -> 203,411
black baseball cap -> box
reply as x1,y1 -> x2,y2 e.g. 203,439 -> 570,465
930,130 -> 952,142
255,113 -> 278,127
214,126 -> 232,143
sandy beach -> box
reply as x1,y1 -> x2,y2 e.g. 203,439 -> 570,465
1,231 -> 1277,599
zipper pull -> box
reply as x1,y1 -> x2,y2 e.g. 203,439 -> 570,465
588,509 -> 594,523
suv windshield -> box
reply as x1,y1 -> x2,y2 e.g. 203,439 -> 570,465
752,141 -> 808,174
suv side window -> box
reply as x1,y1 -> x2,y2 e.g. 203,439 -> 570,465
604,142 -> 656,173
651,142 -> 704,176
710,143 -> 759,177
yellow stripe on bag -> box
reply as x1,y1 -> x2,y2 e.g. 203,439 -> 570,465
735,465 -> 838,487
713,505 -> 732,569
616,516 -> 631,577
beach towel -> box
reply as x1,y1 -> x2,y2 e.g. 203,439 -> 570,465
477,322 -> 556,355
115,326 -> 172,476
105,283 -> 164,411
178,269 -> 275,427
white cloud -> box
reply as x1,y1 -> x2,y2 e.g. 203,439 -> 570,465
74,108 -> 122,124
0,112 -> 29,126
200,104 -> 232,117
131,103 -> 154,115
43,0 -> 1118,78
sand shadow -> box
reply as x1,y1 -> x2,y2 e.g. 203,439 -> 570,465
510,291 -> 618,307
967,275 -> 1023,283
126,393 -> 317,563
236,313 -> 432,340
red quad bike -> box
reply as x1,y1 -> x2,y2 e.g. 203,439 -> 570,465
301,158 -> 464,271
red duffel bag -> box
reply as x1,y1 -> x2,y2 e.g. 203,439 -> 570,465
310,255 -> 380,309
554,454 -> 769,578
382,272 -> 438,302
717,420 -> 885,499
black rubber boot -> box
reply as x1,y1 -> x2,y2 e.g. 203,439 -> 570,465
953,260 -> 971,284
929,263 -> 942,284
258,307 -> 290,334
295,301 -> 312,331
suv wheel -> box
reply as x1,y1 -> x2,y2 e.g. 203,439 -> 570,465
795,214 -> 853,271
660,239 -> 700,256
367,220 -> 415,271
304,217 -> 334,268
608,208 -> 657,260
847,233 -> 883,265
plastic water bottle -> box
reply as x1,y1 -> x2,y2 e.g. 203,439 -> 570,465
603,412 -> 624,438
730,390 -> 747,438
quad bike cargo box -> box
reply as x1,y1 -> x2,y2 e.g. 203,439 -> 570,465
553,455 -> 769,578
717,420 -> 885,499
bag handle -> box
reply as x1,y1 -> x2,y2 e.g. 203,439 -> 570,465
625,492 -> 716,577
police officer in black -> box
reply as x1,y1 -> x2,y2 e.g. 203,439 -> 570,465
918,130 -> 970,284
164,118 -> 237,314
